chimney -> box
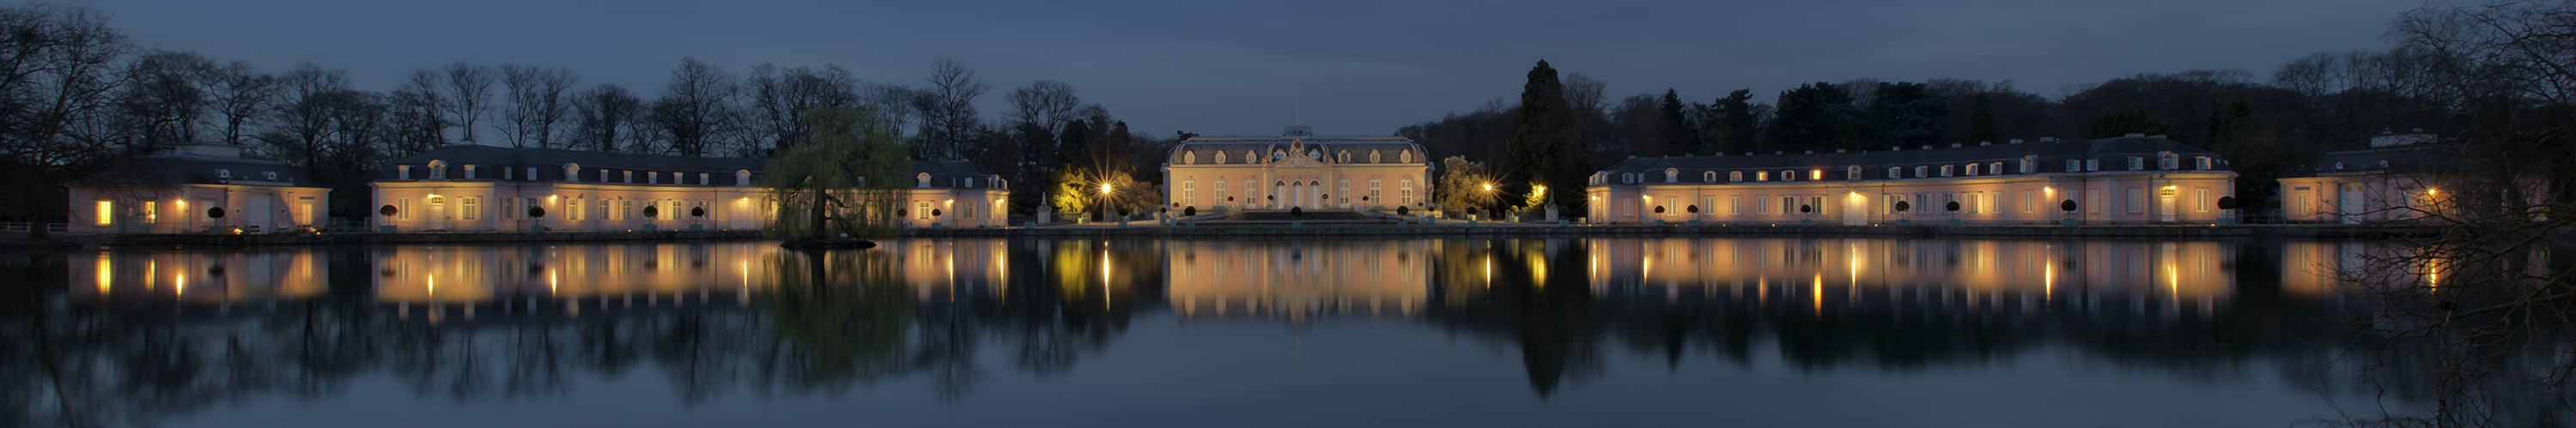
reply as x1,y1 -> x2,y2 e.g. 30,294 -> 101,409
2009,139 -> 2023,144
1947,143 -> 1960,148
1921,145 -> 1933,150
1978,141 -> 1991,146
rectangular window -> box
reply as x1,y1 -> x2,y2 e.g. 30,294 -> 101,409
1400,179 -> 1415,206
527,167 -> 537,180
1217,179 -> 1230,206
2195,188 -> 2210,213
1915,166 -> 1927,178
94,200 -> 112,225
398,197 -> 413,220
1728,196 -> 1742,215
1967,193 -> 1980,214
2127,188 -> 2144,214
619,200 -> 632,220
1941,165 -> 1953,177
1755,195 -> 1769,214
1700,196 -> 1715,217
502,198 -> 517,220
1966,164 -> 1979,176
2086,159 -> 2099,172
1916,194 -> 1929,214
2128,157 -> 2143,171
1808,196 -> 1825,216
915,202 -> 932,220
2021,190 -> 2035,214
1729,171 -> 1742,182
1781,196 -> 1795,215
143,201 -> 157,223
2087,190 -> 2100,214
1662,196 -> 1678,216
1369,179 -> 1382,204
570,198 -> 584,220
1886,194 -> 1899,214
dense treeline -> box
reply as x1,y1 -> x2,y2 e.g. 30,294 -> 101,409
0,3 -> 1170,230
1404,0 -> 2570,217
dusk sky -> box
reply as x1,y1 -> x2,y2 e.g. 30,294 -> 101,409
84,0 -> 2425,139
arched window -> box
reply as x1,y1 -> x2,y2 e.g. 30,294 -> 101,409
565,163 -> 581,182
1731,171 -> 1742,182
1848,166 -> 1862,180
427,160 -> 447,179
1215,151 -> 1227,164
916,172 -> 931,188
1704,172 -> 1717,182
1244,151 -> 1255,163
1665,167 -> 1679,183
736,170 -> 750,186
1399,149 -> 1412,163
1184,151 -> 1196,165
1370,150 -> 1382,163
1338,151 -> 1349,163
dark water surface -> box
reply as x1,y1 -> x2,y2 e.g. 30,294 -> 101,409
8,238 -> 2414,427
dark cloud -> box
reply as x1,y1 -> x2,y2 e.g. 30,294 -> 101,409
88,0 -> 2421,137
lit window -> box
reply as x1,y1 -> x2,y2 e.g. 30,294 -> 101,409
94,201 -> 112,225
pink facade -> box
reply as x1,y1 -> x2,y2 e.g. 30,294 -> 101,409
65,144 -> 331,234
1161,127 -> 1432,212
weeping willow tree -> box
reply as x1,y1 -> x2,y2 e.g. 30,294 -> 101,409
761,105 -> 910,239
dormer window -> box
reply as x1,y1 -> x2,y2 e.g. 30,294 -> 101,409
1966,163 -> 1979,176
1704,172 -> 1717,182
1730,171 -> 1743,182
917,172 -> 931,188
1243,151 -> 1255,163
1780,170 -> 1795,181
464,165 -> 477,179
1916,166 -> 1929,178
1941,165 -> 1953,177
1339,151 -> 1350,163
736,170 -> 751,186
1888,166 -> 1901,179
2128,156 -> 2144,171
399,166 -> 412,179
1400,149 -> 1412,163
2065,160 -> 2080,172
623,171 -> 633,183
263,171 -> 277,181
2334,162 -> 2344,170
2196,157 -> 2211,171
2086,159 -> 2099,172
2023,156 -> 2038,173
1184,151 -> 1196,165
218,169 -> 232,179
1665,167 -> 1679,183
1370,150 -> 1382,163
1756,171 -> 1768,181
1990,162 -> 2002,175
527,167 -> 538,180
699,172 -> 708,184
564,164 -> 580,182
426,160 -> 447,179
1848,166 -> 1862,179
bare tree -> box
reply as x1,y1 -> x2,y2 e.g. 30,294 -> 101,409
384,69 -> 446,157
746,63 -> 860,153
1006,80 -> 1081,136
0,3 -> 131,234
441,62 -> 493,143
911,58 -> 988,160
648,57 -> 739,157
205,59 -> 276,146
498,64 -> 576,148
116,50 -> 216,149
569,84 -> 643,153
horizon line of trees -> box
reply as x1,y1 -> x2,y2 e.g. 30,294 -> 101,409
0,3 -> 1176,229
1404,1 -> 2569,216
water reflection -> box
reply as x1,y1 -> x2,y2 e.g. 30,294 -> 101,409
9,238 -> 2471,427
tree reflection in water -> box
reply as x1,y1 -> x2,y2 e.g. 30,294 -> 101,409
3,238 -> 2506,427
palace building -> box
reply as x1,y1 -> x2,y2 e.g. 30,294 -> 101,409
370,145 -> 1007,232
2274,131 -> 2551,224
1161,125 -> 1433,212
1584,135 -> 2239,225
65,143 -> 334,234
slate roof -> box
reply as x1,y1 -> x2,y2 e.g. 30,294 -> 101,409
910,160 -> 1004,190
2281,144 -> 2478,178
65,152 -> 326,188
380,144 -> 768,181
1169,136 -> 1427,166
1597,136 -> 2230,184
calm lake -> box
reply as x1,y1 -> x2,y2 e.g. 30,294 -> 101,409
6,238 -> 2439,426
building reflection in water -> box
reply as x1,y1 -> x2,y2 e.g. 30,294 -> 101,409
50,238 -> 2445,413
72,248 -> 327,308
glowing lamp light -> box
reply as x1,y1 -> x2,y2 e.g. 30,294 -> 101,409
1100,184 -> 1113,195
2427,189 -> 2439,196
1481,183 -> 1493,191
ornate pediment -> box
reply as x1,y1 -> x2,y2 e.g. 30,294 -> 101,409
1273,154 -> 1327,169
